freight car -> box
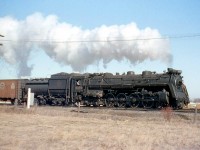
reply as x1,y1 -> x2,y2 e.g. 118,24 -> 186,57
0,79 -> 27,104
0,68 -> 190,109
0,78 -> 49,105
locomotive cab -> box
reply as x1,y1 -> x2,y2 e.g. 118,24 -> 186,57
48,73 -> 71,105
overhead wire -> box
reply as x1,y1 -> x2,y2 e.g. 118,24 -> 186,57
0,33 -> 200,43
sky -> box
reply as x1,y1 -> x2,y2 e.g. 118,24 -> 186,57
0,0 -> 200,99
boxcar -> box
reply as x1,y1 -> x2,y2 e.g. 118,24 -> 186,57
0,79 -> 27,104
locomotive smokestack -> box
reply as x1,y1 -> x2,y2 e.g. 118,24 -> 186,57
0,13 -> 172,77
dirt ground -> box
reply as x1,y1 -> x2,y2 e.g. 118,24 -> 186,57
0,105 -> 200,150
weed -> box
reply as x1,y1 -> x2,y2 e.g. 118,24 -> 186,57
161,107 -> 173,122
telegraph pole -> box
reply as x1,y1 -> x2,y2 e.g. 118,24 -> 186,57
0,34 -> 4,46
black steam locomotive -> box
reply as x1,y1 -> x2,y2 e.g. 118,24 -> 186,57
0,68 -> 190,109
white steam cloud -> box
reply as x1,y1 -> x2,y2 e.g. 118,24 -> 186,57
0,13 -> 172,77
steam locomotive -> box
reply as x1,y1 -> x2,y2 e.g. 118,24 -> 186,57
0,68 -> 190,109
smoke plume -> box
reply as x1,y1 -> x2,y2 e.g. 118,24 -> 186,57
0,13 -> 171,76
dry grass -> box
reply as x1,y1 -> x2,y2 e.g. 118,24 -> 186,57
187,103 -> 200,109
0,105 -> 200,150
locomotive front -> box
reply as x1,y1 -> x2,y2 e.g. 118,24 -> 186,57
166,68 -> 189,108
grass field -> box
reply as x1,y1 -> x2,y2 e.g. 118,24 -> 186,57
0,105 -> 200,150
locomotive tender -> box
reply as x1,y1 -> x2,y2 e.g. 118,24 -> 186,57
0,68 -> 189,109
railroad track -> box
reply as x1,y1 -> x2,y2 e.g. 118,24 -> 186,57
1,102 -> 199,114
70,105 -> 200,114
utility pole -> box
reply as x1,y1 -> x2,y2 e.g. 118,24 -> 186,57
0,34 -> 4,46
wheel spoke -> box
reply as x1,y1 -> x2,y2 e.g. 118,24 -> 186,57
117,93 -> 127,108
128,93 -> 140,107
105,93 -> 115,108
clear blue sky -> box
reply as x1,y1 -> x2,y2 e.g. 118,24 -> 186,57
0,0 -> 200,99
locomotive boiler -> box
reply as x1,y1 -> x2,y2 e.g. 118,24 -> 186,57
71,68 -> 189,109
